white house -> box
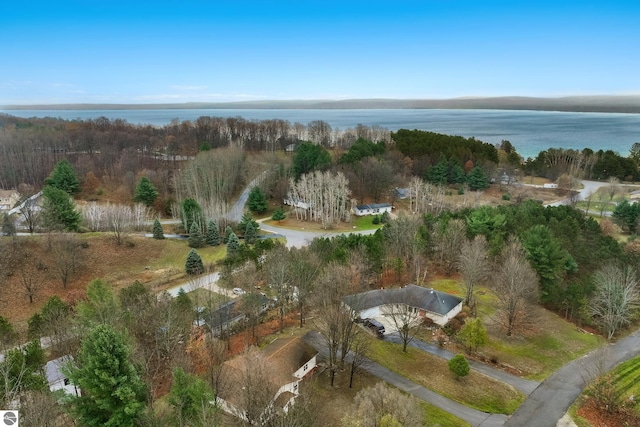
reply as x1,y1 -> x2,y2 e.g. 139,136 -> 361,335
45,356 -> 80,397
343,284 -> 463,328
217,336 -> 317,423
353,203 -> 392,216
283,198 -> 311,210
0,189 -> 21,211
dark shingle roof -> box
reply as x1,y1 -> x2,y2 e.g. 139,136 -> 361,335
343,284 -> 462,316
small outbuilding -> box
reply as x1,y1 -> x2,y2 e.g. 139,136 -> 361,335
45,356 -> 80,397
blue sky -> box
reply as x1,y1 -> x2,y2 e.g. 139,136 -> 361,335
1,1 -> 639,104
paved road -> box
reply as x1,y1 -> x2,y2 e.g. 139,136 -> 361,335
302,331 -> 507,427
506,329 -> 640,427
164,271 -> 237,298
258,221 -> 378,248
384,334 -> 540,396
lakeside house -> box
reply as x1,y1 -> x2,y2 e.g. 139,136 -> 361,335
343,284 -> 463,328
353,203 -> 392,216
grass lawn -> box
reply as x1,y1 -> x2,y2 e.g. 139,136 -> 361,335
312,368 -> 470,427
366,336 -> 525,414
569,355 -> 640,426
427,278 -> 604,381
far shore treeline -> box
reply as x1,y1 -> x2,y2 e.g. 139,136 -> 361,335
1,113 -> 639,211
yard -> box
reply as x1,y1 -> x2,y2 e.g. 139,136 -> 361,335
428,278 -> 605,381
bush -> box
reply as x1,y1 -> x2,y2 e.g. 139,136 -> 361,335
372,215 -> 380,225
502,193 -> 511,201
448,354 -> 470,380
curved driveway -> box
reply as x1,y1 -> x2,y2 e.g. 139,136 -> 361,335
258,221 -> 378,248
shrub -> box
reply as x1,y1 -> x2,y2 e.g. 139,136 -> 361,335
448,354 -> 470,380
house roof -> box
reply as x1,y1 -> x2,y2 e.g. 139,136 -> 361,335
45,355 -> 73,385
355,203 -> 392,210
343,284 -> 463,316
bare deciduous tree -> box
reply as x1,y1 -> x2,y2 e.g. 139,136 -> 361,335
231,349 -> 280,426
48,233 -> 85,289
492,236 -> 539,336
433,218 -> 467,276
589,264 -> 640,340
382,301 -> 422,352
286,171 -> 352,229
457,235 -> 489,309
341,382 -> 423,427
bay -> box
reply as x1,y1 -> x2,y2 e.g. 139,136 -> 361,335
2,108 -> 639,159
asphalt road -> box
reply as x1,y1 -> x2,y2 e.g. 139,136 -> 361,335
506,329 -> 640,427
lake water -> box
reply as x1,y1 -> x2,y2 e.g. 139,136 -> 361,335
3,108 -> 640,159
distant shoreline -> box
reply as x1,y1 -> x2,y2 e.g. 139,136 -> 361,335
3,95 -> 640,114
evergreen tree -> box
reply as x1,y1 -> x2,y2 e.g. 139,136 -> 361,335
272,208 -> 286,222
45,159 -> 80,195
152,218 -> 165,240
247,186 -> 268,214
41,185 -> 81,231
466,166 -> 489,190
188,221 -> 205,248
133,176 -> 158,206
180,198 -> 203,234
168,367 -> 214,426
1,212 -> 16,236
64,324 -> 147,427
448,354 -> 470,380
245,222 -> 257,244
205,220 -> 220,246
185,249 -> 204,275
223,225 -> 233,244
238,213 -> 259,236
449,163 -> 467,184
226,231 -> 240,258
426,159 -> 448,185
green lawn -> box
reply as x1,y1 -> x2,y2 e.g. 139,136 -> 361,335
366,336 -> 525,414
428,278 -> 604,381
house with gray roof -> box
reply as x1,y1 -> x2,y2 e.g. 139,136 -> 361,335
343,284 -> 463,327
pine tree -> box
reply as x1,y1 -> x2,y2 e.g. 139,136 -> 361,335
185,249 -> 205,275
226,231 -> 240,258
238,213 -> 259,236
152,218 -> 165,239
168,367 -> 214,426
205,220 -> 220,245
64,324 -> 147,427
41,185 -> 81,231
45,159 -> 80,195
247,186 -> 268,213
1,212 -> 16,236
245,222 -> 257,244
223,225 -> 233,244
467,166 -> 489,190
272,208 -> 286,222
188,221 -> 205,248
448,354 -> 470,380
133,177 -> 159,206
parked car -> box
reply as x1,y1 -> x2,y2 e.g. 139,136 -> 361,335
232,287 -> 246,295
363,318 -> 385,337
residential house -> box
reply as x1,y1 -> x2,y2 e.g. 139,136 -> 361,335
353,203 -> 392,216
217,336 -> 318,423
45,356 -> 80,397
342,284 -> 463,328
0,189 -> 21,211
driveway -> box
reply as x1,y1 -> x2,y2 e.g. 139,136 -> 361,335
258,221 -> 378,248
302,331 -> 507,427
